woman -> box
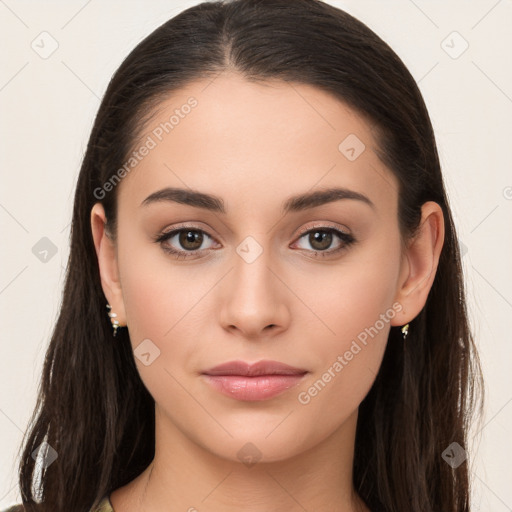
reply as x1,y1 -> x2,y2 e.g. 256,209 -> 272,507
5,0 -> 484,511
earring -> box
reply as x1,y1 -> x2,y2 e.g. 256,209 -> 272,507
106,303 -> 120,337
401,323 -> 410,341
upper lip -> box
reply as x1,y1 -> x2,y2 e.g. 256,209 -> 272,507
202,360 -> 308,376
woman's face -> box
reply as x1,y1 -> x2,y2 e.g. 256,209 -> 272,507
99,72 -> 414,462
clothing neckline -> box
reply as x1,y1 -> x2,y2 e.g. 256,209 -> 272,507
96,494 -> 114,511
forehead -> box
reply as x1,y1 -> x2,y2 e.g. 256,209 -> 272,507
117,72 -> 398,217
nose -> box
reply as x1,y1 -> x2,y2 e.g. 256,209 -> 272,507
218,242 -> 290,340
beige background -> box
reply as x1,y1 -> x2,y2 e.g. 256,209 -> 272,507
1,0 -> 511,509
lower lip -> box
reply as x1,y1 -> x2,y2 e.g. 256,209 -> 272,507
202,374 -> 307,401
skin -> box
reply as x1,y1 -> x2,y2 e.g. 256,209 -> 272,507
91,71 -> 444,512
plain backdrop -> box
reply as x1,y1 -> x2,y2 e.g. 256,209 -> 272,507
1,0 -> 511,509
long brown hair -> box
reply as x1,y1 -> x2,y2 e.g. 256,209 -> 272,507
14,1 -> 484,510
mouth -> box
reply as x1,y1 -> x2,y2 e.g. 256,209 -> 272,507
201,360 -> 308,401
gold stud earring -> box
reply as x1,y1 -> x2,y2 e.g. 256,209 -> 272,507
106,303 -> 121,337
401,323 -> 410,341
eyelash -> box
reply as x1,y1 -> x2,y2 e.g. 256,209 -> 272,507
153,223 -> 355,260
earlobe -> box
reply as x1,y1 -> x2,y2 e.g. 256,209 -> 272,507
90,203 -> 126,326
391,201 -> 445,326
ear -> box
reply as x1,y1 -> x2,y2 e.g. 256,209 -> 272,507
90,202 -> 126,327
391,201 -> 445,326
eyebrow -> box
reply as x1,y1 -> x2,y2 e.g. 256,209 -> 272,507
140,186 -> 375,213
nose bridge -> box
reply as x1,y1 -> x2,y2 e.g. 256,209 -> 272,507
219,230 -> 288,336
232,231 -> 278,303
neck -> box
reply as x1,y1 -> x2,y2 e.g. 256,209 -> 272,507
112,406 -> 369,512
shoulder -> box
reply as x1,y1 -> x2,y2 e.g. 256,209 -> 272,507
1,506 -> 25,512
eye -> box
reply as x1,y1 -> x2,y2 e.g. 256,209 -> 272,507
292,224 -> 355,257
154,226 -> 218,260
154,223 -> 355,261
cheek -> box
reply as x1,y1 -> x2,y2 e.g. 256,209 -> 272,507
115,239 -> 213,421
293,298 -> 392,441
117,228 -> 210,340
293,235 -> 401,416
295,232 -> 401,348
117,243 -> 211,407
123,269 -> 206,339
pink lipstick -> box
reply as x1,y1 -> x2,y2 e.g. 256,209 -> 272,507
201,360 -> 308,401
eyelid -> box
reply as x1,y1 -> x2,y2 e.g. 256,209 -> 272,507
294,221 -> 351,238
156,221 -> 217,239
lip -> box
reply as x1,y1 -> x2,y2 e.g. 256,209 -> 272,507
201,360 -> 308,401
203,359 -> 308,377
